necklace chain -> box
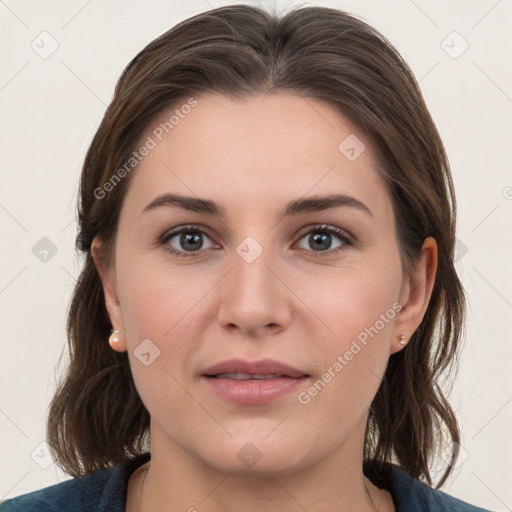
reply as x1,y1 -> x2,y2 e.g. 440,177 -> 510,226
136,463 -> 379,512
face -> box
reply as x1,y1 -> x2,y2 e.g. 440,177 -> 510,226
93,92 -> 435,476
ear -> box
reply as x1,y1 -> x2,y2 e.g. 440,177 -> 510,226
91,236 -> 127,352
390,237 -> 438,355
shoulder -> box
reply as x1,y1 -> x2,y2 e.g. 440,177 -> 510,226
0,453 -> 150,512
366,463 -> 494,512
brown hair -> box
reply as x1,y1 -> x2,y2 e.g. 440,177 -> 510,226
47,4 -> 465,487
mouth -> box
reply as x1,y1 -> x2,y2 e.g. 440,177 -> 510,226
209,373 -> 297,380
201,358 -> 310,404
202,358 -> 309,378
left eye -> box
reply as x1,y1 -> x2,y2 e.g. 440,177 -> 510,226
295,225 -> 352,254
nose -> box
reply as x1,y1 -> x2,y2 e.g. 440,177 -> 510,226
216,240 -> 291,337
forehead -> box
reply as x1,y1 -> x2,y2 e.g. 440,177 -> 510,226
124,93 -> 392,220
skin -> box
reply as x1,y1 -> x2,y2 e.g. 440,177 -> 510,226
92,92 -> 437,512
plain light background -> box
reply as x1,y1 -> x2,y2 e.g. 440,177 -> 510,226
0,0 -> 511,510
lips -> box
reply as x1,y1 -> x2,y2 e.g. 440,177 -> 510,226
201,358 -> 309,404
201,358 -> 309,379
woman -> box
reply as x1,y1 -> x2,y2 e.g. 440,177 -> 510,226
0,4 -> 495,511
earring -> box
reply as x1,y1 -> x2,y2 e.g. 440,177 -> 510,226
109,329 -> 121,348
399,335 -> 407,345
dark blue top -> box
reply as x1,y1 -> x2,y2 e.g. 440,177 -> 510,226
0,452 -> 493,511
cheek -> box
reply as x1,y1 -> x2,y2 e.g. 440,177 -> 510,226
306,252 -> 402,340
115,249 -> 216,380
301,254 -> 402,404
115,256 -> 203,420
115,239 -> 205,337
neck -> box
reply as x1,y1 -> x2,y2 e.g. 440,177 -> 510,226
127,419 -> 393,512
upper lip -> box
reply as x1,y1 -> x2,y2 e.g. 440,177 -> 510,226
202,358 -> 308,378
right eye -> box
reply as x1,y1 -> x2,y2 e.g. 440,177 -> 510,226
161,226 -> 217,257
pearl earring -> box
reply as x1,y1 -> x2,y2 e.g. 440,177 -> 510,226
109,329 -> 121,348
399,335 -> 407,345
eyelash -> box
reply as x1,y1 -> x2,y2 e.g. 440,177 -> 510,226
159,224 -> 354,258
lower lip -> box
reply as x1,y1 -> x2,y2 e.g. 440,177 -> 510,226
202,376 -> 308,404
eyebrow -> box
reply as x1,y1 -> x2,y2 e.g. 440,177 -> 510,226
140,192 -> 373,219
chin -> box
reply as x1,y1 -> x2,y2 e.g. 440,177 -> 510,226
196,434 -> 317,478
